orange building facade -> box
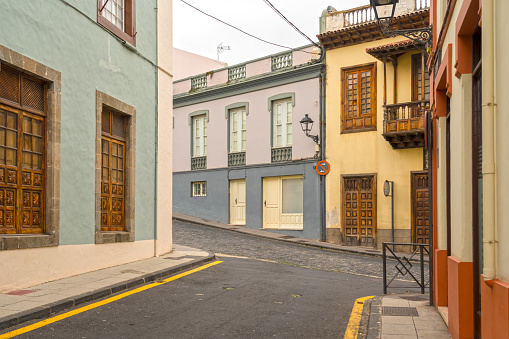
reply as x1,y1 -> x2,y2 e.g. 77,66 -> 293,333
429,0 -> 509,338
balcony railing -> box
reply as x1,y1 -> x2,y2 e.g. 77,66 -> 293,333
228,152 -> 246,167
191,156 -> 206,170
271,147 -> 292,163
191,76 -> 207,90
383,100 -> 429,149
228,65 -> 246,81
271,53 -> 293,71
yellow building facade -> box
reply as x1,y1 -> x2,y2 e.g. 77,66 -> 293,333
318,4 -> 430,249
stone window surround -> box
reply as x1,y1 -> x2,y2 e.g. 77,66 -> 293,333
0,44 -> 61,251
95,90 -> 136,244
188,110 -> 209,158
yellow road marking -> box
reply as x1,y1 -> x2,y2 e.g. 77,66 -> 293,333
0,261 -> 223,339
344,295 -> 374,339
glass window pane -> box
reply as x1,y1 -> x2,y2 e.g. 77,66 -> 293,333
102,140 -> 109,153
33,119 -> 43,136
102,168 -> 108,181
6,113 -> 16,129
23,117 -> 31,134
6,149 -> 16,166
282,178 -> 303,214
0,147 -> 5,164
23,135 -> 31,151
202,183 -> 206,195
102,154 -> 109,167
23,152 -> 32,168
242,112 -> 246,130
33,154 -> 42,170
0,129 -> 5,146
0,112 -> 5,127
6,130 -> 16,148
33,136 -> 43,153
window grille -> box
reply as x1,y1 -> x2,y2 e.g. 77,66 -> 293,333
191,76 -> 207,90
228,66 -> 246,81
271,53 -> 293,71
192,181 -> 207,197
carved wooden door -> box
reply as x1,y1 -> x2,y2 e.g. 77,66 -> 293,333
412,172 -> 429,245
0,66 -> 46,235
101,109 -> 126,232
343,176 -> 376,247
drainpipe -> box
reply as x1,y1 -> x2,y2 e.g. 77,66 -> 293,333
482,0 -> 496,281
153,1 -> 159,256
319,50 -> 326,242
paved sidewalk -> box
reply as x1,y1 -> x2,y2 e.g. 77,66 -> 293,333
367,294 -> 450,339
0,245 -> 214,331
174,213 -> 428,260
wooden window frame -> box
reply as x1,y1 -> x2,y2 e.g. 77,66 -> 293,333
271,98 -> 293,148
225,102 -> 249,155
411,54 -> 430,102
341,63 -> 377,134
95,91 -> 135,244
97,0 -> 136,46
0,44 -> 61,251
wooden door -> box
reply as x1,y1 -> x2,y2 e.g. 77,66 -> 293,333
263,177 -> 279,228
343,176 -> 376,247
412,172 -> 429,245
230,179 -> 246,225
100,109 -> 127,232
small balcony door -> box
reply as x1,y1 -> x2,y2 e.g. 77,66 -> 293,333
230,179 -> 246,225
263,176 -> 303,230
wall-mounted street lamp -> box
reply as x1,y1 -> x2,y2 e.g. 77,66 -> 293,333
299,114 -> 319,144
370,0 -> 432,53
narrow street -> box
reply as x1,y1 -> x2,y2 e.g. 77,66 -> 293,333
1,221 -> 428,338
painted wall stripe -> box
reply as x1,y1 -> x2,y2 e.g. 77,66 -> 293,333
0,261 -> 223,339
344,296 -> 374,339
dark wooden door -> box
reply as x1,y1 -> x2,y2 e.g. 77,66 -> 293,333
412,172 -> 429,245
343,176 -> 376,247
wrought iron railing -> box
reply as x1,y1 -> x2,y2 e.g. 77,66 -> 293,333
271,53 -> 293,71
271,147 -> 292,163
382,242 -> 430,294
383,100 -> 429,134
191,75 -> 207,90
191,156 -> 206,170
228,65 -> 246,81
228,152 -> 245,167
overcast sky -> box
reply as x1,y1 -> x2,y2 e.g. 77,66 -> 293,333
173,0 -> 370,66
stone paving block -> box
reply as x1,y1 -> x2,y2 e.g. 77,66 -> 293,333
381,335 -> 418,339
381,315 -> 414,325
413,317 -> 448,330
382,323 -> 417,336
0,309 -> 16,318
382,298 -> 410,307
416,329 -> 451,338
0,300 -> 47,312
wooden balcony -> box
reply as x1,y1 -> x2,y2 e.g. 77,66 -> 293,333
383,100 -> 429,149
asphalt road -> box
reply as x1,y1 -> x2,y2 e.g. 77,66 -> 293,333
4,256 -> 382,338
1,221 -> 428,338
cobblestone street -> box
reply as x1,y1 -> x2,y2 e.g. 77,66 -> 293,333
173,220 -> 430,292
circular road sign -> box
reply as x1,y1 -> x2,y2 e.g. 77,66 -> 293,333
316,160 -> 330,175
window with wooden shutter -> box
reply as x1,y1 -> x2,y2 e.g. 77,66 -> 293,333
341,64 -> 376,133
0,66 -> 46,234
97,0 -> 136,46
101,108 -> 126,232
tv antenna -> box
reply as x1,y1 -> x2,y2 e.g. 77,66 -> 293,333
217,42 -> 230,61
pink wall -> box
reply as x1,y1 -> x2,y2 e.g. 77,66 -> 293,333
173,78 -> 321,172
173,48 -> 226,81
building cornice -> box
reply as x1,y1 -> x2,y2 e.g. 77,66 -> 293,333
173,62 -> 324,108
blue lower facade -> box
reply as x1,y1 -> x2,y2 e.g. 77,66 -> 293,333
173,160 -> 322,240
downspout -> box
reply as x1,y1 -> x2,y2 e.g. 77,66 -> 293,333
482,0 -> 496,281
154,1 -> 159,256
319,47 -> 326,242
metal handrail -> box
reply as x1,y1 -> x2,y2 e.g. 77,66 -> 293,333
382,242 -> 429,294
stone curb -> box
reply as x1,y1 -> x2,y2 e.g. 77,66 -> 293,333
174,215 -> 428,261
366,296 -> 382,339
0,252 -> 216,331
